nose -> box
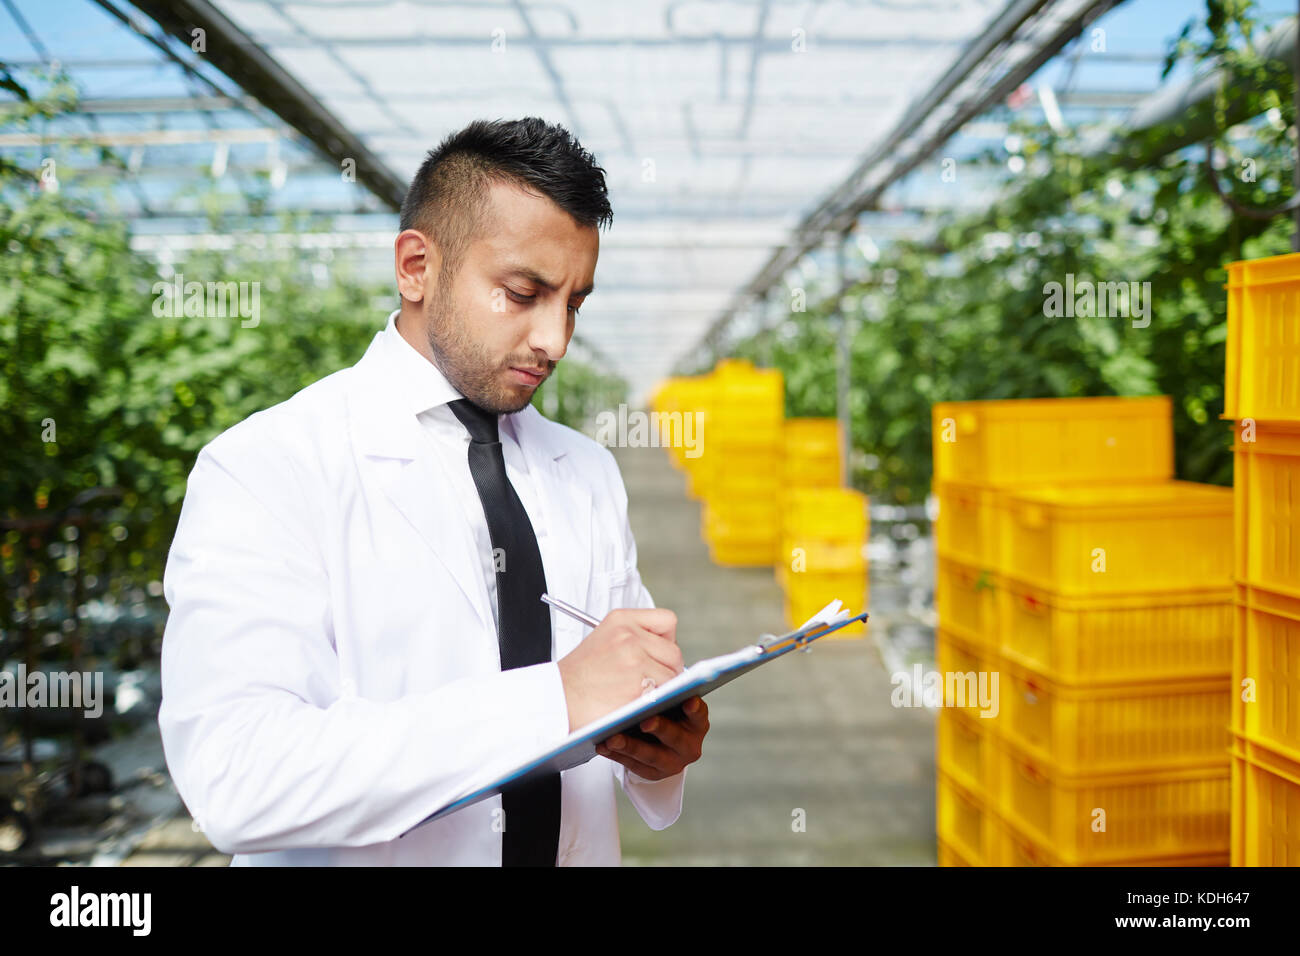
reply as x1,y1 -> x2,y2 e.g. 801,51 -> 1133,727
526,299 -> 572,364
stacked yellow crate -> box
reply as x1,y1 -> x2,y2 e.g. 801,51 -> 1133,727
782,418 -> 842,488
777,487 -> 868,638
653,374 -> 869,628
991,482 -> 1233,865
1224,253 -> 1300,867
932,397 -> 1236,866
773,418 -> 867,636
698,360 -> 785,566
650,373 -> 715,498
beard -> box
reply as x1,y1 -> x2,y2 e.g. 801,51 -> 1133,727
423,278 -> 550,415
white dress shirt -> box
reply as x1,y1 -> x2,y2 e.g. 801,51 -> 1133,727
382,316 -> 544,637
157,310 -> 686,866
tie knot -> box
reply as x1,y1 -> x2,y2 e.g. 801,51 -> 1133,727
448,397 -> 500,444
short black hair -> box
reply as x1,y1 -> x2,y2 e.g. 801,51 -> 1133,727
399,117 -> 612,280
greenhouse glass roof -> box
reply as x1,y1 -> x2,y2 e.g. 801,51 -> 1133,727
3,0 -> 1295,399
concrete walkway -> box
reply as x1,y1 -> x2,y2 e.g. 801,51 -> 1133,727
611,445 -> 936,865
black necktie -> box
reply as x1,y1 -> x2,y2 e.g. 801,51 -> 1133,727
447,397 -> 561,867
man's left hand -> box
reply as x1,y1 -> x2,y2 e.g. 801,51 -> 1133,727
595,696 -> 709,780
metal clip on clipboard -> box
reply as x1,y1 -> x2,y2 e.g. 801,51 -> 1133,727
756,599 -> 867,653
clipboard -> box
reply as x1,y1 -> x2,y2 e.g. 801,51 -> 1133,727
402,599 -> 869,834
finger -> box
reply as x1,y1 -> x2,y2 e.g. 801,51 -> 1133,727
637,714 -> 694,755
680,696 -> 709,730
598,746 -> 673,781
641,659 -> 679,689
628,608 -> 677,641
635,625 -> 685,674
601,732 -> 680,775
598,743 -> 681,780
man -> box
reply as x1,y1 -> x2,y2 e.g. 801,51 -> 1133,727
158,117 -> 710,866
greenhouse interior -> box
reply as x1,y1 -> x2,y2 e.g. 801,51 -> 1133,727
1,0 -> 1298,880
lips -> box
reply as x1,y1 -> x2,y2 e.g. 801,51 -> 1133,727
510,366 -> 546,385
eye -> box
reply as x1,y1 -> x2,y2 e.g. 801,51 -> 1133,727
505,288 -> 534,303
568,304 -> 581,316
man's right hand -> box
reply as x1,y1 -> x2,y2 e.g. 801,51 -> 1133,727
556,607 -> 682,733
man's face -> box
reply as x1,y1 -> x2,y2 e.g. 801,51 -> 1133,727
424,179 -> 598,414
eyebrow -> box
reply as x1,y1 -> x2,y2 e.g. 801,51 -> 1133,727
508,267 -> 594,298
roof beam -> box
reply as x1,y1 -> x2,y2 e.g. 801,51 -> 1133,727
123,0 -> 407,210
696,0 -> 1126,353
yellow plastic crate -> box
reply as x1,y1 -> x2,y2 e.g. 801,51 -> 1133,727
775,545 -> 865,589
937,771 -> 997,866
938,706 -> 1001,804
784,418 -> 841,456
935,629 -> 1003,717
708,538 -> 777,567
708,473 -> 783,500
1233,420 -> 1300,598
1000,577 -> 1232,684
1000,481 -> 1232,597
932,396 -> 1173,487
706,530 -> 779,553
999,657 -> 1230,774
993,812 -> 1229,867
783,457 -> 841,486
1230,734 -> 1300,866
778,538 -> 864,574
704,423 -> 784,450
703,501 -> 779,549
705,473 -> 782,502
713,357 -> 755,374
936,557 -> 999,650
783,565 -> 868,607
996,738 -> 1229,864
937,838 -> 974,867
1224,252 -> 1300,422
781,487 -> 868,540
703,498 -> 779,529
706,531 -> 779,553
783,570 -> 867,636
935,480 -> 1003,570
1232,583 -> 1300,764
711,380 -> 782,412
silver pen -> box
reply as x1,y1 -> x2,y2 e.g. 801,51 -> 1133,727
539,592 -> 601,628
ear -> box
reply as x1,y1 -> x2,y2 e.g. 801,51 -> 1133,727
395,229 -> 441,303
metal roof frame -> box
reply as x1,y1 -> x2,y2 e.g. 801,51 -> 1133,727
697,0 -> 1127,354
123,0 -> 407,209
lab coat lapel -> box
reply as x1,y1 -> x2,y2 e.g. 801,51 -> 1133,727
511,405 -> 592,619
347,333 -> 495,633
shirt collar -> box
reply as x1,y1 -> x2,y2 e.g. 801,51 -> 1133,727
379,310 -> 523,446
380,309 -> 467,417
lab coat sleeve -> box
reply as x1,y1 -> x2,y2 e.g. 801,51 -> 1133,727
598,447 -> 687,831
157,425 -> 571,855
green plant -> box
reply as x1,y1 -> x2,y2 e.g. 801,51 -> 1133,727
724,0 -> 1293,504
0,65 -> 627,663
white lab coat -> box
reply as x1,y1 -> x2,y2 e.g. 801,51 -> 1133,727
157,314 -> 686,865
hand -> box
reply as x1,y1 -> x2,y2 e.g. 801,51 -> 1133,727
556,607 -> 683,732
595,696 -> 709,781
